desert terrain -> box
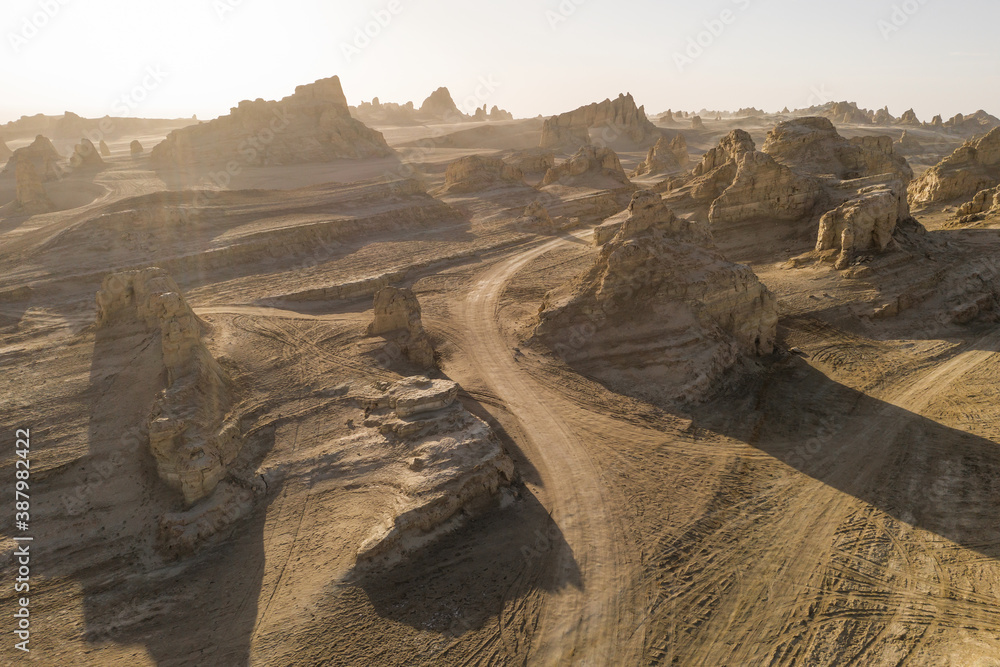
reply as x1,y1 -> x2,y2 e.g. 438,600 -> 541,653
2,73 -> 1000,667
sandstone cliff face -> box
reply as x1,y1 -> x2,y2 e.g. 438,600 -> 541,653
367,286 -> 436,368
539,93 -> 660,149
96,268 -> 243,506
708,149 -> 823,225
816,186 -> 900,269
909,127 -> 1000,205
440,155 -> 526,194
535,190 -> 778,403
14,158 -> 52,213
632,134 -> 688,177
151,76 -> 393,168
355,377 -> 515,569
539,145 -> 632,188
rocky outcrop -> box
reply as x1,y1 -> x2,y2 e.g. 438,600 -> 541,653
502,149 -> 554,174
69,138 -> 105,170
98,140 -> 111,157
899,109 -> 920,126
659,110 -> 676,125
517,200 -> 556,232
957,185 -> 1000,219
536,190 -> 777,403
909,127 -> 1000,205
96,268 -> 243,506
355,377 -> 515,568
539,93 -> 660,149
14,158 -> 52,213
3,134 -> 61,179
710,150 -> 823,224
419,87 -> 462,119
592,189 -> 688,245
440,155 -> 526,194
367,287 -> 436,368
632,134 -> 688,177
691,115 -> 705,130
896,130 -> 923,155
540,145 -> 632,188
130,140 -> 143,156
489,105 -> 513,121
151,76 -> 393,168
816,186 -> 900,269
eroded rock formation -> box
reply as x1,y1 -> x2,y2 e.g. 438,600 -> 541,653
130,140 -> 144,156
151,76 -> 393,168
896,130 -> 923,155
96,268 -> 243,506
517,200 -> 556,232
440,155 -> 526,194
419,87 -> 462,119
535,189 -> 777,403
367,287 -> 436,368
691,115 -> 705,130
14,158 -> 52,213
99,139 -> 111,157
539,93 -> 660,149
355,377 -> 515,568
816,186 -> 900,269
539,145 -> 632,188
4,134 -> 61,179
957,184 -> 1000,220
70,138 -> 105,170
909,127 -> 1000,205
632,134 -> 689,177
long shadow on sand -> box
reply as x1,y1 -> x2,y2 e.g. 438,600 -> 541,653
691,353 -> 1000,561
37,317 -> 279,665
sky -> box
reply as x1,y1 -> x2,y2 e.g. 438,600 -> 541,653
1,0 -> 998,124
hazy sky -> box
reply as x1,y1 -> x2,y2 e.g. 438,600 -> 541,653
2,0 -> 998,124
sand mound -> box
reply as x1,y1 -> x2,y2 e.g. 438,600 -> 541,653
440,155 -> 526,194
69,137 -> 105,170
535,189 -> 777,403
540,145 -> 632,188
354,376 -> 515,569
540,93 -> 660,149
367,286 -> 436,368
151,76 -> 393,168
96,268 -> 243,506
909,127 -> 1000,205
632,134 -> 688,177
130,139 -> 144,156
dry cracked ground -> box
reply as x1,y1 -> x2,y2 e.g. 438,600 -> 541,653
3,81 -> 1000,666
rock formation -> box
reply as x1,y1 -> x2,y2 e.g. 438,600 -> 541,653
98,139 -> 111,157
909,127 -> 1000,205
516,200 -> 556,232
708,148 -> 823,225
367,286 -> 436,368
489,105 -> 513,121
896,130 -> 923,155
535,189 -> 778,403
816,186 -> 900,269
874,107 -> 894,125
95,268 -> 243,506
502,149 -> 554,175
130,140 -> 144,156
539,93 -> 660,149
899,109 -> 920,126
957,184 -> 1000,220
539,145 -> 632,188
419,87 -> 463,119
659,110 -> 676,125
440,155 -> 526,194
691,115 -> 705,130
14,158 -> 52,213
151,76 -> 394,168
355,377 -> 515,568
69,138 -> 105,170
632,134 -> 689,177
3,134 -> 61,179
